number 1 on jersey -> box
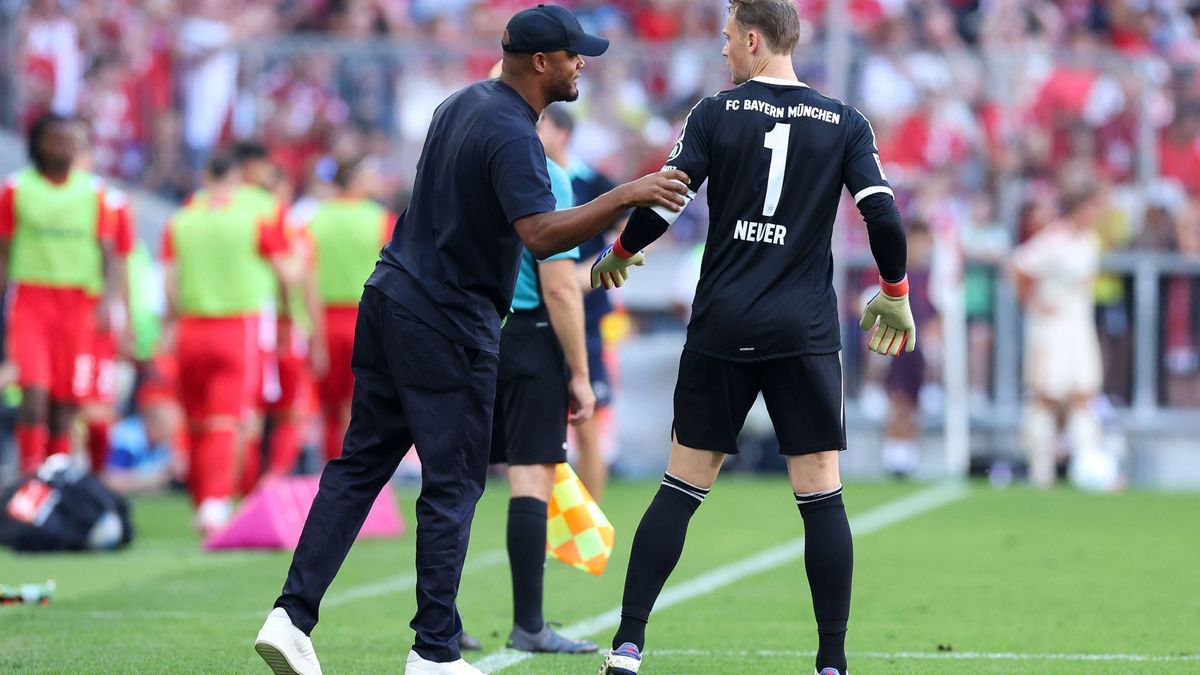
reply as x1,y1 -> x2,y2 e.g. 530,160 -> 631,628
762,123 -> 791,218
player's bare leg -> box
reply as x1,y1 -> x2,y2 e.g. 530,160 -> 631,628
787,450 -> 851,675
501,463 -> 596,653
1024,395 -> 1059,489
602,437 -> 723,673
193,414 -> 241,535
1066,394 -> 1102,461
47,402 -> 80,459
238,414 -> 265,497
16,387 -> 51,471
81,402 -> 116,474
573,412 -> 608,501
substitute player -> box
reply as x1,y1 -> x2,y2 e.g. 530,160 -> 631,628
1011,192 -> 1104,489
81,185 -> 135,473
304,157 -> 392,463
593,3 -> 914,675
253,5 -> 689,674
223,142 -> 304,492
487,140 -> 597,653
0,113 -> 119,472
538,103 -> 622,501
162,153 -> 290,534
74,123 -> 135,474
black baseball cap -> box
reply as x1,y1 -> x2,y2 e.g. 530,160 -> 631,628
503,4 -> 609,57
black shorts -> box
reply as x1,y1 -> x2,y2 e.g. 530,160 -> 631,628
672,349 -> 845,456
490,307 -> 569,466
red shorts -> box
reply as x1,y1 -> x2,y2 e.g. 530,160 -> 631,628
84,327 -> 118,405
177,317 -> 259,421
318,306 -> 358,409
267,319 -> 311,414
7,285 -> 98,402
137,353 -> 179,407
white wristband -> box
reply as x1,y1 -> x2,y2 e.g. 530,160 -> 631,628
649,179 -> 697,225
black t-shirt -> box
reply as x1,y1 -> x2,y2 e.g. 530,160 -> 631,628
667,76 -> 893,361
570,161 -> 620,335
368,79 -> 557,352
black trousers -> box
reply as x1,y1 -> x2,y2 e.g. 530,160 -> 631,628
275,286 -> 499,662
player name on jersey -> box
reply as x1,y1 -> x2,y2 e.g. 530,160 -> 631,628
725,98 -> 841,125
733,219 -> 786,246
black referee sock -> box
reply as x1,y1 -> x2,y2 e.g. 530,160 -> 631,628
507,496 -> 548,633
613,473 -> 710,651
796,485 -> 852,674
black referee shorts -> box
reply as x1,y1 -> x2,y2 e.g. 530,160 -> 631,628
672,348 -> 845,456
490,306 -> 569,466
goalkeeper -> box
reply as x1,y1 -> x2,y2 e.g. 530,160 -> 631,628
594,2 -> 914,674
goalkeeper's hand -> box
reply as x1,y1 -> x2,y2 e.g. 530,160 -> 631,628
591,240 -> 646,290
859,276 -> 917,357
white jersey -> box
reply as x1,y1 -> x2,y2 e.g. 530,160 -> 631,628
1012,221 -> 1103,400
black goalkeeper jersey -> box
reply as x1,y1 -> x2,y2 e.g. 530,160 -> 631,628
667,76 -> 893,361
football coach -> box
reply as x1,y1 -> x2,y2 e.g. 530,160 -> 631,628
253,5 -> 692,675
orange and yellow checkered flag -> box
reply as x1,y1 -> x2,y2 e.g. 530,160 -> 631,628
546,463 -> 614,576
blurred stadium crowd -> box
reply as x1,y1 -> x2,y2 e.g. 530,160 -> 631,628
1,0 -> 1200,493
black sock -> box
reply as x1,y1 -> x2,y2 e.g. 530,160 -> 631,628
796,485 -> 852,674
612,474 -> 709,651
507,496 -> 548,633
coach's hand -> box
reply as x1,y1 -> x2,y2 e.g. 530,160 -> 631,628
622,170 -> 691,212
859,276 -> 917,357
591,241 -> 646,290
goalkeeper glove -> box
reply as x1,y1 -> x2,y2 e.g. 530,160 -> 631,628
591,240 -> 646,290
859,275 -> 917,357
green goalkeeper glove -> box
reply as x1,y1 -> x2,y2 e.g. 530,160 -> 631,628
859,275 -> 917,357
590,240 -> 646,290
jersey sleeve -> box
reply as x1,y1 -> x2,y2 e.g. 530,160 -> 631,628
258,210 -> 288,258
662,97 -> 712,189
547,160 -> 576,210
90,181 -> 113,246
0,180 -> 14,238
842,106 -> 894,204
541,246 -> 580,262
109,194 -> 135,256
490,137 -> 558,224
618,97 -> 710,252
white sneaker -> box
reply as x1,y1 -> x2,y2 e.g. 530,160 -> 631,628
255,608 -> 323,675
195,498 -> 232,537
405,649 -> 483,674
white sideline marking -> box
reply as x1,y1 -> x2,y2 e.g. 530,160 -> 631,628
474,482 -> 968,673
650,649 -> 1200,663
64,549 -> 508,621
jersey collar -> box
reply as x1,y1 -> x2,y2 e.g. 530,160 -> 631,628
492,79 -> 539,124
750,76 -> 809,88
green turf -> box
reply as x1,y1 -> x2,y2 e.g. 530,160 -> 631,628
1,479 -> 1198,673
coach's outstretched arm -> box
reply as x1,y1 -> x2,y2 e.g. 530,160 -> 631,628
514,169 -> 690,260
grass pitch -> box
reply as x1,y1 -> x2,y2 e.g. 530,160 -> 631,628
2,478 -> 1198,673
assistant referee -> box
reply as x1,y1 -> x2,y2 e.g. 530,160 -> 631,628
253,5 -> 690,675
